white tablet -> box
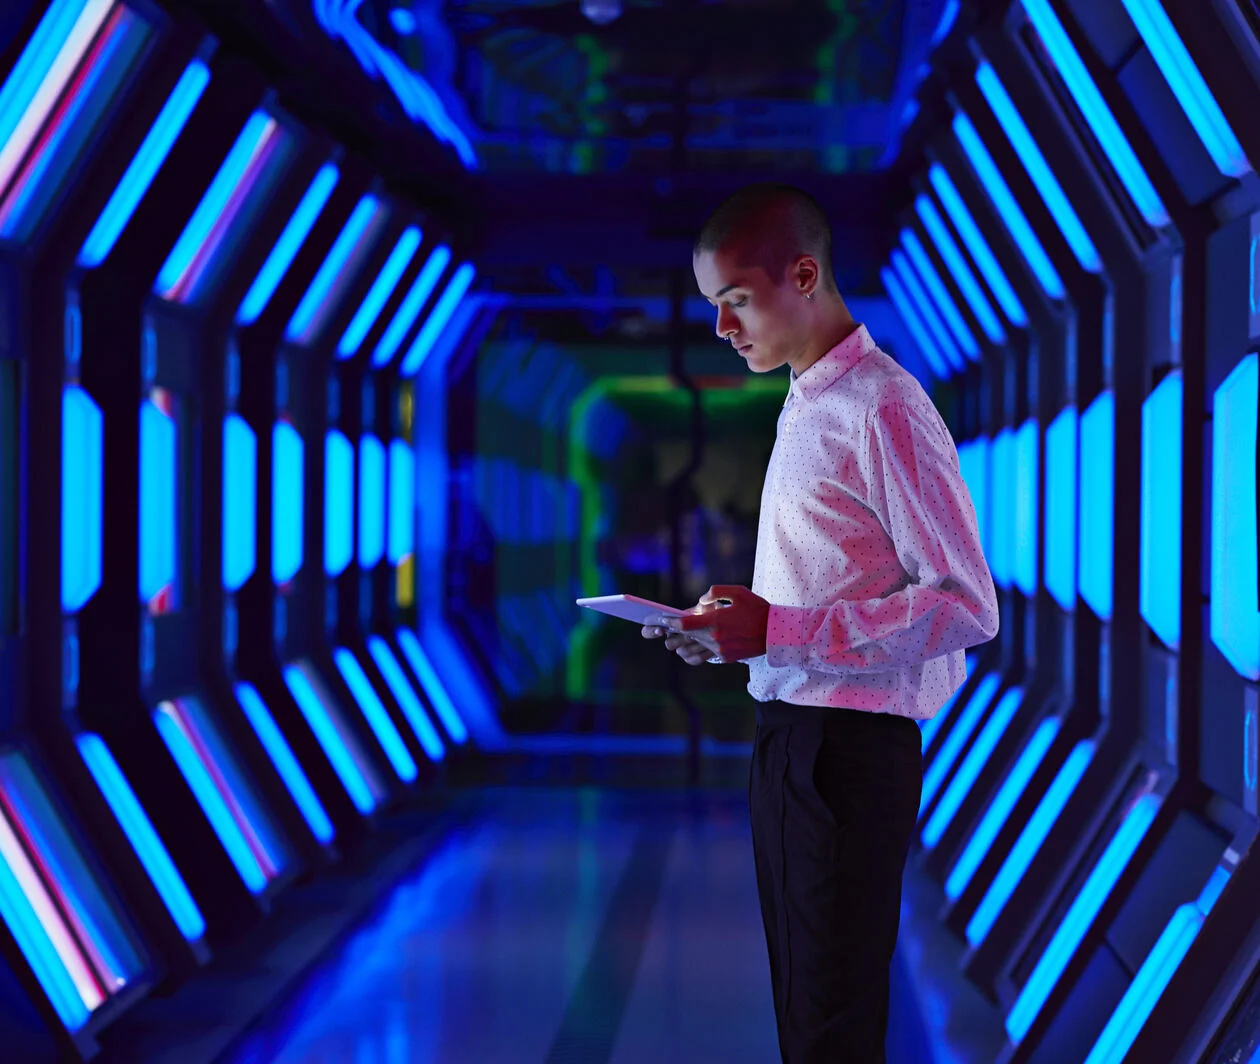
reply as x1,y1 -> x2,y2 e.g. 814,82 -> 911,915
576,594 -> 722,653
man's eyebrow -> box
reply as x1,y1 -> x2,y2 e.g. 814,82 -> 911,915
714,283 -> 742,298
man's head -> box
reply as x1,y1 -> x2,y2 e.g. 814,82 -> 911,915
693,183 -> 850,375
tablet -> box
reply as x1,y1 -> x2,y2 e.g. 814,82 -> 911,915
576,594 -> 722,653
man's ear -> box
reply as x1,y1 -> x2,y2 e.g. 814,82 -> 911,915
793,254 -> 820,296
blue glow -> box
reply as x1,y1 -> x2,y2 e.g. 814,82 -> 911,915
1045,406 -> 1078,612
234,683 -> 334,845
333,647 -> 418,782
287,195 -> 382,345
1118,0 -> 1250,178
947,715 -> 1060,900
958,436 -> 990,558
1085,866 -> 1230,1064
1141,371 -> 1183,648
1021,0 -> 1172,225
1080,391 -> 1116,621
922,680 -> 965,753
1211,355 -> 1259,679
76,733 -> 205,941
238,163 -> 339,325
388,439 -> 415,564
337,226 -> 421,359
932,0 -> 960,43
990,428 -> 1014,589
400,263 -> 476,377
916,194 -> 1005,344
390,8 -> 418,35
222,415 -> 257,592
902,228 -> 980,360
79,61 -> 209,268
925,687 -> 1025,848
975,62 -> 1101,273
283,664 -> 377,814
892,250 -> 965,373
153,708 -> 267,894
1014,419 -> 1039,596
272,421 -> 304,585
156,111 -> 276,299
397,628 -> 469,743
921,673 -> 1002,816
324,430 -> 354,578
62,386 -> 102,612
929,163 -> 1028,328
1007,792 -> 1161,1043
969,739 -> 1097,946
367,637 -> 445,761
358,435 -> 386,569
881,266 -> 950,378
953,112 -> 1066,300
139,398 -> 176,605
372,244 -> 451,367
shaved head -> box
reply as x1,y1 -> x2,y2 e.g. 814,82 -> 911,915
693,183 -> 836,292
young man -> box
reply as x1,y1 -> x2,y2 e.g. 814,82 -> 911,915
643,184 -> 999,1063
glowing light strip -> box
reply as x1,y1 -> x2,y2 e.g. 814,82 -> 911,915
139,396 -> 176,607
1045,406 -> 1078,612
357,434 -> 386,569
916,194 -> 1005,345
272,420 -> 304,585
1080,390 -> 1116,621
1021,0 -> 1172,224
80,60 -> 210,268
237,163 -> 340,325
892,250 -> 965,373
388,439 -> 415,565
373,244 -> 451,367
325,430 -> 354,578
902,228 -> 980,360
333,648 -> 418,782
1140,371 -> 1182,648
222,414 -> 257,592
953,111 -> 1065,300
1014,418 -> 1039,596
947,715 -> 1060,900
62,386 -> 103,612
367,637 -> 445,761
399,262 -> 476,376
882,266 -> 950,378
76,733 -> 205,941
283,664 -> 377,814
337,226 -> 421,358
397,628 -> 469,743
921,673 -> 1002,816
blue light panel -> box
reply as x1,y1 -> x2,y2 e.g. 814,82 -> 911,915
372,244 -> 451,368
921,673 -> 1003,816
237,163 -> 340,326
139,398 -> 176,605
400,263 -> 476,377
79,60 -> 210,269
933,0 -> 960,43
1045,406 -> 1078,612
1014,419 -> 1039,596
222,415 -> 257,592
952,112 -> 1066,300
892,250 -> 965,373
929,163 -> 1028,328
388,439 -> 415,565
396,627 -> 469,743
324,430 -> 353,578
902,228 -> 980,360
76,733 -> 205,941
62,386 -> 102,612
358,434 -> 386,569
968,739 -> 1096,946
337,226 -> 422,359
975,62 -> 1101,273
332,647 -> 418,783
922,679 -> 965,754
286,195 -> 384,345
947,715 -> 1060,901
272,421 -> 304,585
1118,0 -> 1250,179
283,663 -> 377,814
1007,792 -> 1161,1043
881,266 -> 950,378
234,683 -> 334,845
1141,371 -> 1183,649
367,636 -> 444,761
990,428 -> 1014,589
1020,0 -> 1172,225
1080,391 -> 1115,621
916,194 -> 1005,345
925,686 -> 1025,848
1251,215 -> 1259,343
1211,355 -> 1259,679
959,436 -> 990,558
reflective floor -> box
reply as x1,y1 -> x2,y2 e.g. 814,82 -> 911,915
220,788 -> 1000,1064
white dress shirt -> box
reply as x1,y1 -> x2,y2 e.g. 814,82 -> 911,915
746,324 -> 999,719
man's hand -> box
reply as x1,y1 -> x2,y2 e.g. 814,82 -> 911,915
641,585 -> 770,666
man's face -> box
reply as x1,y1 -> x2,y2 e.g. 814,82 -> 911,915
693,242 -> 806,374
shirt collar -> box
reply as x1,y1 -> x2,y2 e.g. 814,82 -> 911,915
788,324 -> 875,403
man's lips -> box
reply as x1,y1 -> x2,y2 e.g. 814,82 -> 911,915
736,343 -> 753,355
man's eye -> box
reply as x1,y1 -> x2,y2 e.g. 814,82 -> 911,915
730,298 -> 747,308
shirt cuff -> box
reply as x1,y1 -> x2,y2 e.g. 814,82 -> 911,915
764,604 -> 812,669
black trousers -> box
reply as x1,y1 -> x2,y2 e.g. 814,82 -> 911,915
750,701 -> 923,1064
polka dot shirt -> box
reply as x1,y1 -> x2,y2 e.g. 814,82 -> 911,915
747,324 -> 999,719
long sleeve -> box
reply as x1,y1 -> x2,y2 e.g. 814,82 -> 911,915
764,397 -> 999,675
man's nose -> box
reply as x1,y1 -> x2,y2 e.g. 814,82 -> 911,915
715,305 -> 738,339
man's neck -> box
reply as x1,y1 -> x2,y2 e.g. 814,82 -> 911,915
788,314 -> 859,377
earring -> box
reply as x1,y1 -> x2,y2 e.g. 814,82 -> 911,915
804,292 -> 814,301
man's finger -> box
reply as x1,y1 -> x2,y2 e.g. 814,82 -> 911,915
672,613 -> 717,633
700,585 -> 745,605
